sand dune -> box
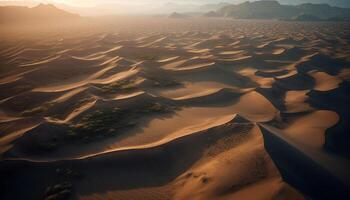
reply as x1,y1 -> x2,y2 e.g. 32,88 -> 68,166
282,110 -> 339,148
238,68 -> 275,88
157,81 -> 237,100
45,99 -> 97,124
232,91 -> 279,122
113,91 -> 145,100
259,124 -> 350,200
284,90 -> 313,113
1,17 -> 350,200
1,115 -> 302,200
33,66 -> 138,93
309,71 -> 342,91
19,55 -> 61,67
218,50 -> 244,55
157,56 -> 180,63
0,123 -> 40,154
173,62 -> 215,71
174,125 -> 302,200
49,87 -> 88,104
167,88 -> 222,100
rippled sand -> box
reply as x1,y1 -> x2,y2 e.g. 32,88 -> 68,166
0,17 -> 350,200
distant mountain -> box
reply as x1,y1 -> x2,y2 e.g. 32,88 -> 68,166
215,0 -> 350,20
278,0 -> 350,8
199,3 -> 230,12
169,12 -> 189,19
0,1 -> 349,16
156,2 -> 229,14
204,11 -> 222,17
0,4 -> 79,23
0,0 -> 37,7
291,13 -> 322,21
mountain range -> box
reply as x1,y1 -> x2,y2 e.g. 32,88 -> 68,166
1,1 -> 350,8
1,1 -> 349,16
0,1 -> 349,20
216,1 -> 350,20
278,0 -> 350,7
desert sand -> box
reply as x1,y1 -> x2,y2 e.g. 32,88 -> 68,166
0,17 -> 350,200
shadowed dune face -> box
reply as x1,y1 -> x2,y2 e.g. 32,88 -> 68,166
0,17 -> 350,200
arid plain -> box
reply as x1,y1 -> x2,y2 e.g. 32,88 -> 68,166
1,17 -> 350,200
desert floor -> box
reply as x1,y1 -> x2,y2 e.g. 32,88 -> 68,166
0,17 -> 350,200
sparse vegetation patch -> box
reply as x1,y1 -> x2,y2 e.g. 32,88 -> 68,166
67,102 -> 177,141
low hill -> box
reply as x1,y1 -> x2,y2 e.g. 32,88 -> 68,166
278,0 -> 350,8
291,13 -> 322,21
0,3 -> 79,23
169,12 -> 189,19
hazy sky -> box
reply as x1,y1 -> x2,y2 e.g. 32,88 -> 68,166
0,0 -> 234,7
0,0 -> 241,15
1,0 -> 349,7
1,0 -> 349,15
